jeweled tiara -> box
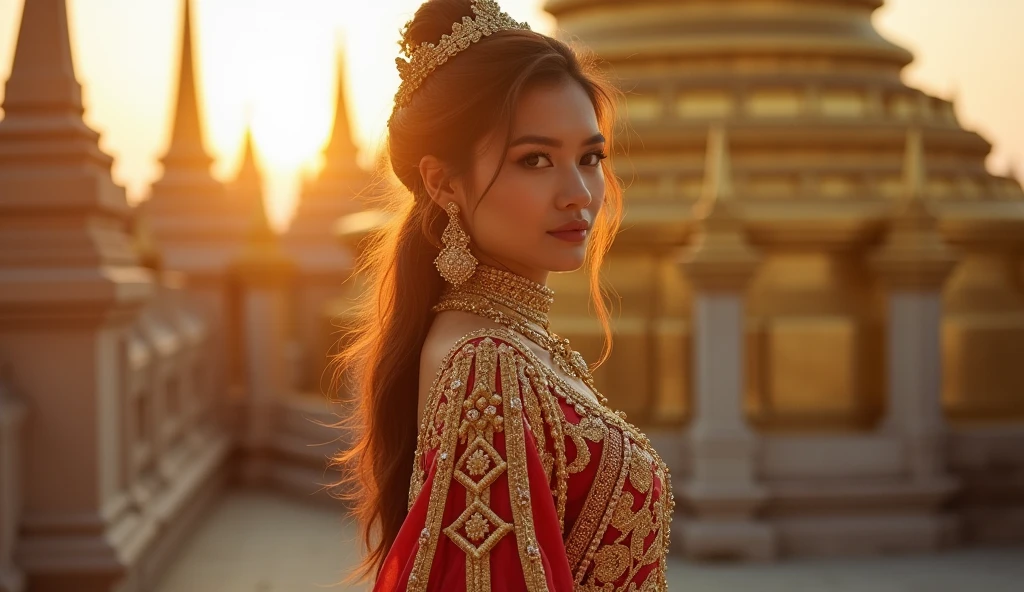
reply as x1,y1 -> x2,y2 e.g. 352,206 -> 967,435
392,0 -> 531,113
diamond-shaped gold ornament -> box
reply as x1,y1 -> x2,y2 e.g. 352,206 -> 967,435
444,499 -> 513,559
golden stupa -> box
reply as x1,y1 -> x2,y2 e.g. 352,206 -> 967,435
541,0 -> 1024,431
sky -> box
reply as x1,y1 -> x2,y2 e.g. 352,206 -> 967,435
0,0 -> 1022,229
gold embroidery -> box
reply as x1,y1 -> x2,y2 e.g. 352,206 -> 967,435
407,327 -> 674,592
564,414 -> 605,474
565,422 -> 621,573
497,341 -> 550,591
466,448 -> 492,476
529,368 -> 569,528
602,448 -> 658,587
576,434 -> 633,585
459,338 -> 501,590
628,450 -> 654,494
516,357 -> 554,481
465,512 -> 491,541
593,543 -> 630,584
407,345 -> 475,592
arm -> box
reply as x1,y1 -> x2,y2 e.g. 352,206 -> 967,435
375,334 -> 574,591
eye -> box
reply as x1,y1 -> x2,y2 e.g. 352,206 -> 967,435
581,151 -> 608,167
520,152 -> 553,169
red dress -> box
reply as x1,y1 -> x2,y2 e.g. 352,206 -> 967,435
374,329 -> 674,592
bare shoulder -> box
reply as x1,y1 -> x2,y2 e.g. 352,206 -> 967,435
417,311 -> 510,423
420,311 -> 512,379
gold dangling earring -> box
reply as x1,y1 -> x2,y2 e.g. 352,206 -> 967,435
435,202 -> 478,287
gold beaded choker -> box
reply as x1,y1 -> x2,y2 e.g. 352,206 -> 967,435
442,264 -> 553,327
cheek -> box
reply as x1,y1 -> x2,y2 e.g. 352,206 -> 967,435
586,171 -> 606,209
475,184 -> 549,243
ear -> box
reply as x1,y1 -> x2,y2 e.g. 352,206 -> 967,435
418,155 -> 460,209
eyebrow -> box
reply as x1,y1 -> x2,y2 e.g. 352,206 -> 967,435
508,133 -> 606,148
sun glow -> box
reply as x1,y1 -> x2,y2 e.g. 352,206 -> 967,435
192,0 -> 552,228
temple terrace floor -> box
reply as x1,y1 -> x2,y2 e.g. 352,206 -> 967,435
153,489 -> 1024,592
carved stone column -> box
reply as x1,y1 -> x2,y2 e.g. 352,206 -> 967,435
869,129 -> 957,483
678,126 -> 775,560
0,1 -> 154,590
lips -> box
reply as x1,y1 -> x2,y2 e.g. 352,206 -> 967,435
547,219 -> 590,244
549,219 -> 590,233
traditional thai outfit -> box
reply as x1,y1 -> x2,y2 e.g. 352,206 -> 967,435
373,271 -> 674,591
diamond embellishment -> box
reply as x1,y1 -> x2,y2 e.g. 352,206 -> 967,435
454,436 -> 507,494
444,499 -> 513,558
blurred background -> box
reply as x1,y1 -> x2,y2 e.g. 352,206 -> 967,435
1,0 -> 1023,591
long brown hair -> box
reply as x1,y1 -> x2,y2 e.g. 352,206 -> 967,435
329,0 -> 624,581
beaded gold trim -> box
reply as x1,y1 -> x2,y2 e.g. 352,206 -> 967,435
565,424 -> 622,575
407,334 -> 550,591
394,0 -> 530,112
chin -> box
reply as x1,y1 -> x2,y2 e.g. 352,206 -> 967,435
544,254 -> 587,273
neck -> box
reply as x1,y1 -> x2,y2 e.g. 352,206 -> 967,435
443,263 -> 555,326
472,252 -> 549,286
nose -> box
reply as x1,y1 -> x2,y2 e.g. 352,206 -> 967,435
555,166 -> 593,210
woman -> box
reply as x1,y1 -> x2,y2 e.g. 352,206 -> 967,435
334,0 -> 673,589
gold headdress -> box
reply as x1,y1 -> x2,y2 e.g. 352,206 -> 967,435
393,0 -> 531,112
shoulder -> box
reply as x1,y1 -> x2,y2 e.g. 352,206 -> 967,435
421,312 -> 538,385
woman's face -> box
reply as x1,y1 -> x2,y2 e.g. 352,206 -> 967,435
457,78 -> 606,284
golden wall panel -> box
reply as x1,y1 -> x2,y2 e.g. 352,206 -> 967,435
594,317 -> 653,421
819,175 -> 857,198
676,90 -> 734,119
944,317 -> 1024,422
751,317 -> 859,423
625,95 -> 664,121
820,91 -> 866,118
942,251 -> 1024,422
746,252 -> 884,430
746,89 -> 803,117
653,319 -> 690,425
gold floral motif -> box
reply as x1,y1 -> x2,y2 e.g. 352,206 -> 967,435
628,449 -> 654,494
564,414 -> 605,474
593,544 -> 630,584
466,448 -> 492,476
465,512 -> 491,542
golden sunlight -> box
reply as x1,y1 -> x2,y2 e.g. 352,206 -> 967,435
0,0 -> 1020,229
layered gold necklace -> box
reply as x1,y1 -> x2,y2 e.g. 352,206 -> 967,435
432,264 -> 607,406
